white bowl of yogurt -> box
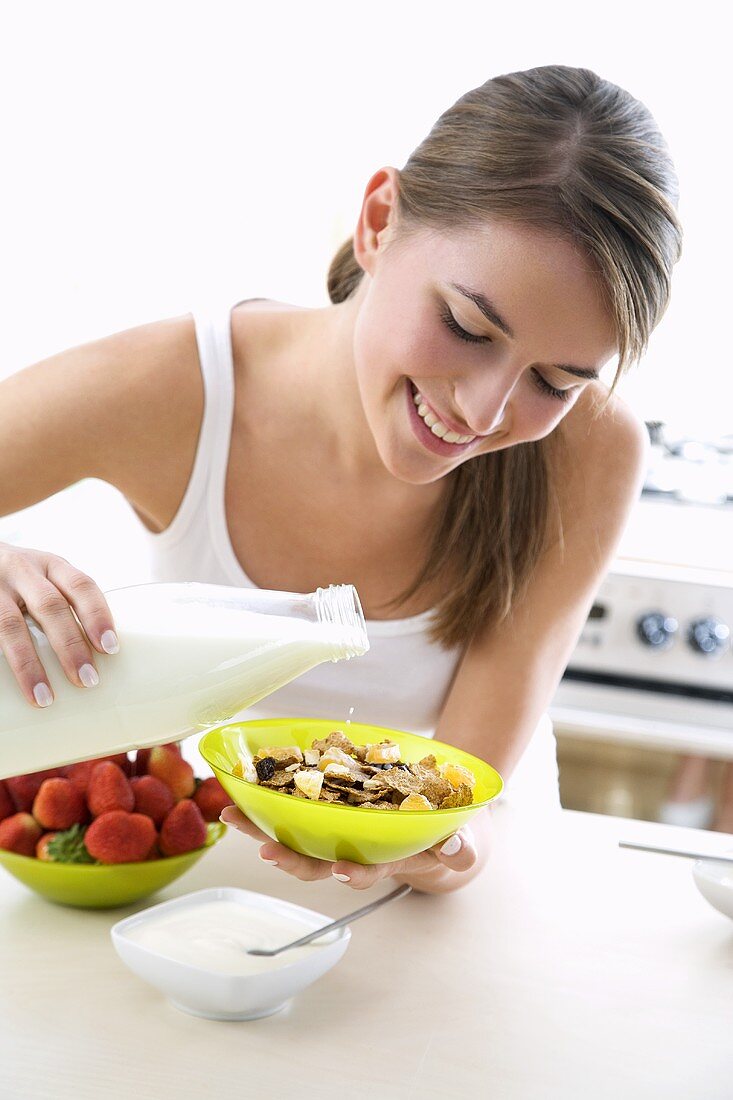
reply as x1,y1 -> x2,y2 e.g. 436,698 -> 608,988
110,886 -> 351,1021
692,856 -> 733,922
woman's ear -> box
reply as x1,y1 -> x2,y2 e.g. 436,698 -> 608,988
353,166 -> 401,276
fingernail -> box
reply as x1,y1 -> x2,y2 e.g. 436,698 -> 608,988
332,871 -> 351,882
79,663 -> 99,688
100,630 -> 119,654
440,833 -> 462,856
259,851 -> 278,866
33,682 -> 53,707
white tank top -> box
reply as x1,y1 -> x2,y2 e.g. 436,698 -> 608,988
134,302 -> 560,810
137,302 -> 461,735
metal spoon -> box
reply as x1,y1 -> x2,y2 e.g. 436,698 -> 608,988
619,841 -> 733,863
246,882 -> 413,956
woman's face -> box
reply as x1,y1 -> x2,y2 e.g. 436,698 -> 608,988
351,183 -> 618,485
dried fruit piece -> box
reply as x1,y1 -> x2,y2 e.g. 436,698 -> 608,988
303,748 -> 321,767
365,741 -> 401,765
399,793 -> 434,811
233,758 -> 258,782
317,747 -> 357,771
293,769 -> 324,800
255,757 -> 277,782
438,762 -> 477,791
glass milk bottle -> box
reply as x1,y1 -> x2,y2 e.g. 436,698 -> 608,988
0,582 -> 368,779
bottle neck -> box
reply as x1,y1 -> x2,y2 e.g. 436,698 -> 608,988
314,585 -> 369,660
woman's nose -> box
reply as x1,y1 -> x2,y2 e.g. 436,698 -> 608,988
455,375 -> 515,437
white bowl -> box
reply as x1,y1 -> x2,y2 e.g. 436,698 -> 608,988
692,856 -> 733,922
110,886 -> 351,1021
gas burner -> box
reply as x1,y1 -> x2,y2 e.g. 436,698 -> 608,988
642,422 -> 733,506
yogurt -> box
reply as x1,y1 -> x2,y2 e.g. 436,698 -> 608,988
124,898 -> 341,975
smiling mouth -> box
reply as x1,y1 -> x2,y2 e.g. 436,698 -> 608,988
408,382 -> 477,445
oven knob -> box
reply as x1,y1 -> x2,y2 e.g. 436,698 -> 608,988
687,617 -> 730,656
636,611 -> 678,648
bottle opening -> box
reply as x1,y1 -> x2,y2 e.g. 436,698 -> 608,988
315,585 -> 370,661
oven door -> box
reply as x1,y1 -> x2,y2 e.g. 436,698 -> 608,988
548,553 -> 733,833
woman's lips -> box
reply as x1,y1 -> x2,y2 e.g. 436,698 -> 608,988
409,381 -> 476,440
405,379 -> 480,457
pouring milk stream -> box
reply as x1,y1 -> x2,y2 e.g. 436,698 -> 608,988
0,582 -> 369,779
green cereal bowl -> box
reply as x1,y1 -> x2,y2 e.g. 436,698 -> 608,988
199,718 -> 503,866
0,823 -> 226,909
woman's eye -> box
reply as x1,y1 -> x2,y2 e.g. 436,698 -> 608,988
441,306 -> 574,403
531,370 -> 574,403
440,308 -> 490,345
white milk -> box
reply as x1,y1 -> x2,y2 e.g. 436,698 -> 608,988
0,582 -> 368,779
124,898 -> 340,975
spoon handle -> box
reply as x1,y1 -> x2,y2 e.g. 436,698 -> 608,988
249,882 -> 413,956
619,841 -> 733,863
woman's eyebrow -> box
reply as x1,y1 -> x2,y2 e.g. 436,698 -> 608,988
447,281 -> 600,380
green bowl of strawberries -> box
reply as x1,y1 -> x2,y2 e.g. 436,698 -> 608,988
0,744 -> 231,909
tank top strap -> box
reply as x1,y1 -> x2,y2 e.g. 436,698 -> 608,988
145,306 -> 236,548
195,304 -> 237,525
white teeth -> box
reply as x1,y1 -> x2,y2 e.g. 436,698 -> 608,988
410,383 -> 476,445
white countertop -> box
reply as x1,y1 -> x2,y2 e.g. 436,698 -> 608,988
0,801 -> 730,1100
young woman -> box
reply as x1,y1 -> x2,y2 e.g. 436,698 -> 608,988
0,65 -> 682,894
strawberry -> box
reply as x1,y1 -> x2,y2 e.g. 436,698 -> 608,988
193,777 -> 232,822
87,762 -> 134,817
61,760 -> 98,796
0,780 -> 14,822
159,799 -> 207,856
61,752 -> 133,790
107,752 -> 134,776
45,823 -> 96,864
84,811 -> 157,864
36,832 -> 58,861
130,775 -> 174,826
32,777 -> 88,830
134,741 -> 182,777
6,768 -> 64,813
0,812 -> 43,856
147,745 -> 195,801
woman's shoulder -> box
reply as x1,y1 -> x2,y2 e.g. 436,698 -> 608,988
551,381 -> 651,529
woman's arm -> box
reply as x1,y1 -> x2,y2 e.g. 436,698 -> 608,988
0,314 -> 200,523
382,399 -> 650,896
434,393 -> 650,787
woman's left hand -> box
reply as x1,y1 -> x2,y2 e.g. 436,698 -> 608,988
219,805 -> 480,890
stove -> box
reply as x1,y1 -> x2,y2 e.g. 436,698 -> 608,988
549,422 -> 733,760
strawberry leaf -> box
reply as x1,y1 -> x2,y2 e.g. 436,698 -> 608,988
46,823 -> 98,864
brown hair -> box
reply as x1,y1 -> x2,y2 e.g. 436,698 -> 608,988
327,65 -> 683,650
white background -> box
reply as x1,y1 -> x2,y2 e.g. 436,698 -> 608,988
0,0 -> 728,582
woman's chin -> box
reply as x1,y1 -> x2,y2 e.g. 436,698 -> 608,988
378,437 -> 458,486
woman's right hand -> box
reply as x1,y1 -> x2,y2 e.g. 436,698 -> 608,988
0,542 -> 119,708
